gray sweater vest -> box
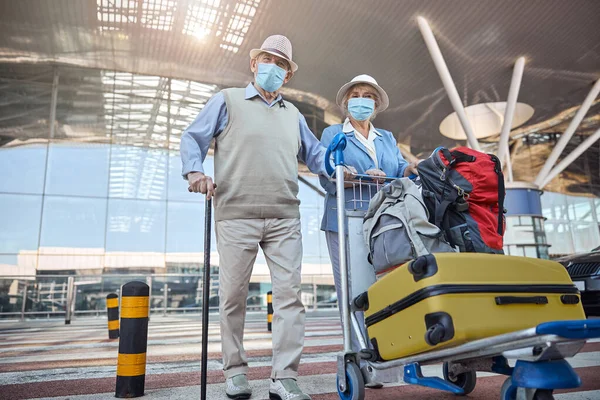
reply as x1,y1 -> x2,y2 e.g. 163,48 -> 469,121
214,87 -> 301,221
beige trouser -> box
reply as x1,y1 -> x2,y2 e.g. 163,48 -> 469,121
215,218 -> 305,380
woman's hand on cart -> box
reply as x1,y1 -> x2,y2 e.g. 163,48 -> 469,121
342,165 -> 358,187
404,160 -> 422,178
365,168 -> 387,183
187,172 -> 217,199
342,165 -> 358,179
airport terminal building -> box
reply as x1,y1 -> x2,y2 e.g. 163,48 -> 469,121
0,0 -> 599,317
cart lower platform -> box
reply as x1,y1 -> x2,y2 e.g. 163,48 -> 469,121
337,318 -> 600,400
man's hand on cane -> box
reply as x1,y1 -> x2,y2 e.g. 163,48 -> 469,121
187,172 -> 216,200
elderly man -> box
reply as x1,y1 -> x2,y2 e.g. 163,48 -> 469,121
181,35 -> 349,400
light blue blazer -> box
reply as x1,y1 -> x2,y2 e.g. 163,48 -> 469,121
319,123 -> 409,233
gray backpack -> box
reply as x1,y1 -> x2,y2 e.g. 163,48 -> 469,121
363,178 -> 456,274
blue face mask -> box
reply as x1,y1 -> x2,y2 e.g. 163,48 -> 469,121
256,63 -> 287,92
348,98 -> 375,121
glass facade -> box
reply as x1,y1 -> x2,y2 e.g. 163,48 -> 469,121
0,65 -> 336,317
542,192 -> 600,257
503,215 -> 550,259
504,192 -> 600,259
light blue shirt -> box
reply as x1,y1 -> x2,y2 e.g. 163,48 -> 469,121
180,83 -> 329,179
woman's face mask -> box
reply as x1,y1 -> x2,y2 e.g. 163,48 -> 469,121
347,97 -> 375,121
255,62 -> 287,92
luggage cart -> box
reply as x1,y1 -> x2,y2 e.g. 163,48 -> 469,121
324,133 -> 600,400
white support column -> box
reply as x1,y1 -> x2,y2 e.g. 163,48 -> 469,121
540,127 -> 600,188
417,16 -> 481,151
497,57 -> 525,166
485,103 -> 516,181
504,141 -> 514,182
534,78 -> 600,187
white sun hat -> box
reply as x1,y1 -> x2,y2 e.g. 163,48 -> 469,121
249,34 -> 298,72
336,74 -> 390,112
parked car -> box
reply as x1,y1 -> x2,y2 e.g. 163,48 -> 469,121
556,246 -> 600,317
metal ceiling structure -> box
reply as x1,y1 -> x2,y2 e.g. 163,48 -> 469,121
0,0 -> 599,195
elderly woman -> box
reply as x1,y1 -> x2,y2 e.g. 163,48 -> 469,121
319,74 -> 418,384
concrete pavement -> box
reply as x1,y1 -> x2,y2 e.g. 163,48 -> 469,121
0,312 -> 599,400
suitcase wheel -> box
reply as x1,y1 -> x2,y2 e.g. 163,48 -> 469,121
425,323 -> 446,346
443,362 -> 476,396
353,293 -> 369,311
408,255 -> 438,281
500,377 -> 555,400
337,362 -> 365,400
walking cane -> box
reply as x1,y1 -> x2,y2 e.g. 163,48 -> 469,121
201,195 -> 212,400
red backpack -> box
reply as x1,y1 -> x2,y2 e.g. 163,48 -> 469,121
416,146 -> 505,253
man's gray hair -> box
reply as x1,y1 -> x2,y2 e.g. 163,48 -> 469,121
254,51 -> 291,72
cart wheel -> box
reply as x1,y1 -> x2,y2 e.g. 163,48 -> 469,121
500,377 -> 517,400
500,377 -> 555,400
532,390 -> 555,400
337,362 -> 365,400
443,362 -> 476,395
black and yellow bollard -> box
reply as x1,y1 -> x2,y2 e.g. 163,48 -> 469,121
115,281 -> 149,398
267,290 -> 273,332
107,293 -> 119,339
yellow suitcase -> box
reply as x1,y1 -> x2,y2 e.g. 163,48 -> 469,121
359,253 -> 586,361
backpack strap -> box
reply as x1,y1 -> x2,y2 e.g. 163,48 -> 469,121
463,228 -> 476,252
436,197 -> 475,252
434,199 -> 453,230
450,150 -> 477,165
441,148 -> 453,167
491,154 -> 505,235
441,148 -> 476,168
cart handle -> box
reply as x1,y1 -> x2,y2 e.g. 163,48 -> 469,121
536,319 -> 600,340
330,173 -> 398,182
325,132 -> 420,181
325,133 -> 347,176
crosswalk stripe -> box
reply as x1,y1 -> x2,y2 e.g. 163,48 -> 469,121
0,330 -> 343,354
3,349 -> 600,385
25,373 -> 600,400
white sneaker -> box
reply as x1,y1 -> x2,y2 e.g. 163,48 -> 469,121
225,374 -> 252,399
269,378 -> 311,400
